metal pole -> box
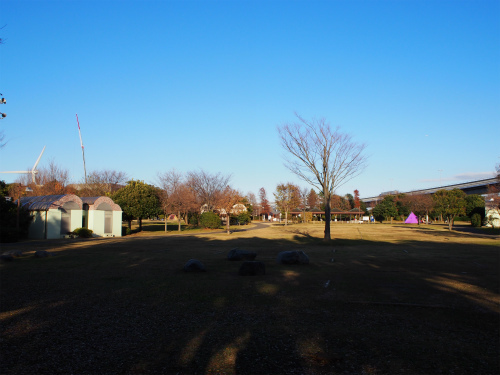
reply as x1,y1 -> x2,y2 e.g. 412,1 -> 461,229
76,114 -> 87,184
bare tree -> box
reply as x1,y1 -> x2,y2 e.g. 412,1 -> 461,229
216,185 -> 242,234
299,186 -> 309,223
158,169 -> 183,232
177,183 -> 198,228
246,191 -> 258,219
187,170 -> 231,212
15,160 -> 74,196
278,114 -> 367,241
274,182 -> 301,225
80,169 -> 128,197
307,188 -> 320,209
259,187 -> 270,220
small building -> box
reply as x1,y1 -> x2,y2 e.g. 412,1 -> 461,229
18,194 -> 122,239
19,194 -> 84,239
81,196 -> 122,237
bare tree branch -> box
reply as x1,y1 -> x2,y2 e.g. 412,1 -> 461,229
278,114 -> 367,241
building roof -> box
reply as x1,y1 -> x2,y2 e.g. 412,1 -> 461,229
81,196 -> 121,211
18,194 -> 83,211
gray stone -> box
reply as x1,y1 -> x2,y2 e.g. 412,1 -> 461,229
276,250 -> 309,265
34,250 -> 51,258
238,261 -> 266,276
183,259 -> 206,272
227,248 -> 257,261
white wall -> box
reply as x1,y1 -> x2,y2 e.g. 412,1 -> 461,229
89,210 -> 105,236
70,210 -> 83,232
87,210 -> 122,237
46,209 -> 61,239
113,211 -> 122,237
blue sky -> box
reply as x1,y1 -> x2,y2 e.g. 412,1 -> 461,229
0,0 -> 498,200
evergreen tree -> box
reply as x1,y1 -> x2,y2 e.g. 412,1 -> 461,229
112,180 -> 161,231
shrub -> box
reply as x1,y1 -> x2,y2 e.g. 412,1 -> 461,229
72,227 -> 94,238
200,212 -> 221,229
470,213 -> 482,228
189,213 -> 200,226
233,212 -> 251,225
0,197 -> 32,242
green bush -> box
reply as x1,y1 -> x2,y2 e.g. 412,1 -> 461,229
199,212 -> 221,229
470,213 -> 482,228
72,227 -> 94,238
189,213 -> 200,226
0,196 -> 32,242
232,212 -> 251,225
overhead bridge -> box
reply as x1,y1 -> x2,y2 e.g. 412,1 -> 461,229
361,177 -> 499,205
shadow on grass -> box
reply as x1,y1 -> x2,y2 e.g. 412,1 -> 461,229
1,232 -> 498,374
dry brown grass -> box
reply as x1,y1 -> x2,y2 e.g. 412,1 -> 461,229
1,222 -> 499,374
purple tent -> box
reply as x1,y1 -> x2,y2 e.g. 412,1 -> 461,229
405,212 -> 418,224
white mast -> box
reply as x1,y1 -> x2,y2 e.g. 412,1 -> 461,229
76,114 -> 87,184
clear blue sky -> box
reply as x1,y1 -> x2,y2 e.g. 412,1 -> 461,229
1,0 -> 498,200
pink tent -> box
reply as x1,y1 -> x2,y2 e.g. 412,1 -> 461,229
405,212 -> 418,224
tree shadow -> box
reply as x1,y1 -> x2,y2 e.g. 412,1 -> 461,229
1,231 -> 498,374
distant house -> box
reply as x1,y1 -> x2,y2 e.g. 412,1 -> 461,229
18,194 -> 122,239
81,196 -> 122,237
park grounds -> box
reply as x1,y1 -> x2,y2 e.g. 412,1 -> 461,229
1,221 -> 499,374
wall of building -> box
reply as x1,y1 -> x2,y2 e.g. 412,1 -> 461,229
88,210 -> 122,237
29,211 -> 46,239
70,210 -> 83,233
113,211 -> 122,237
46,209 -> 61,239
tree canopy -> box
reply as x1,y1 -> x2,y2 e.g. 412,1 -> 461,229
372,195 -> 398,223
432,189 -> 466,230
274,182 -> 301,225
112,180 -> 161,230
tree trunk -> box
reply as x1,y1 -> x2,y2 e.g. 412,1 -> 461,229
226,214 -> 231,234
285,210 -> 288,226
324,193 -> 331,241
178,211 -> 181,231
448,216 -> 453,231
138,218 -> 142,231
127,219 -> 132,230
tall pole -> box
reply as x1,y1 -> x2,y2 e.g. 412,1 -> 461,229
76,114 -> 87,184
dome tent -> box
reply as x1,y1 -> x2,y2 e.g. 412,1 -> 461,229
405,212 -> 419,224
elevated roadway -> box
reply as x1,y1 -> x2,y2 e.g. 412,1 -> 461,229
361,177 -> 499,205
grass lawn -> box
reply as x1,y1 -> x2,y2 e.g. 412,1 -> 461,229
1,222 -> 499,374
